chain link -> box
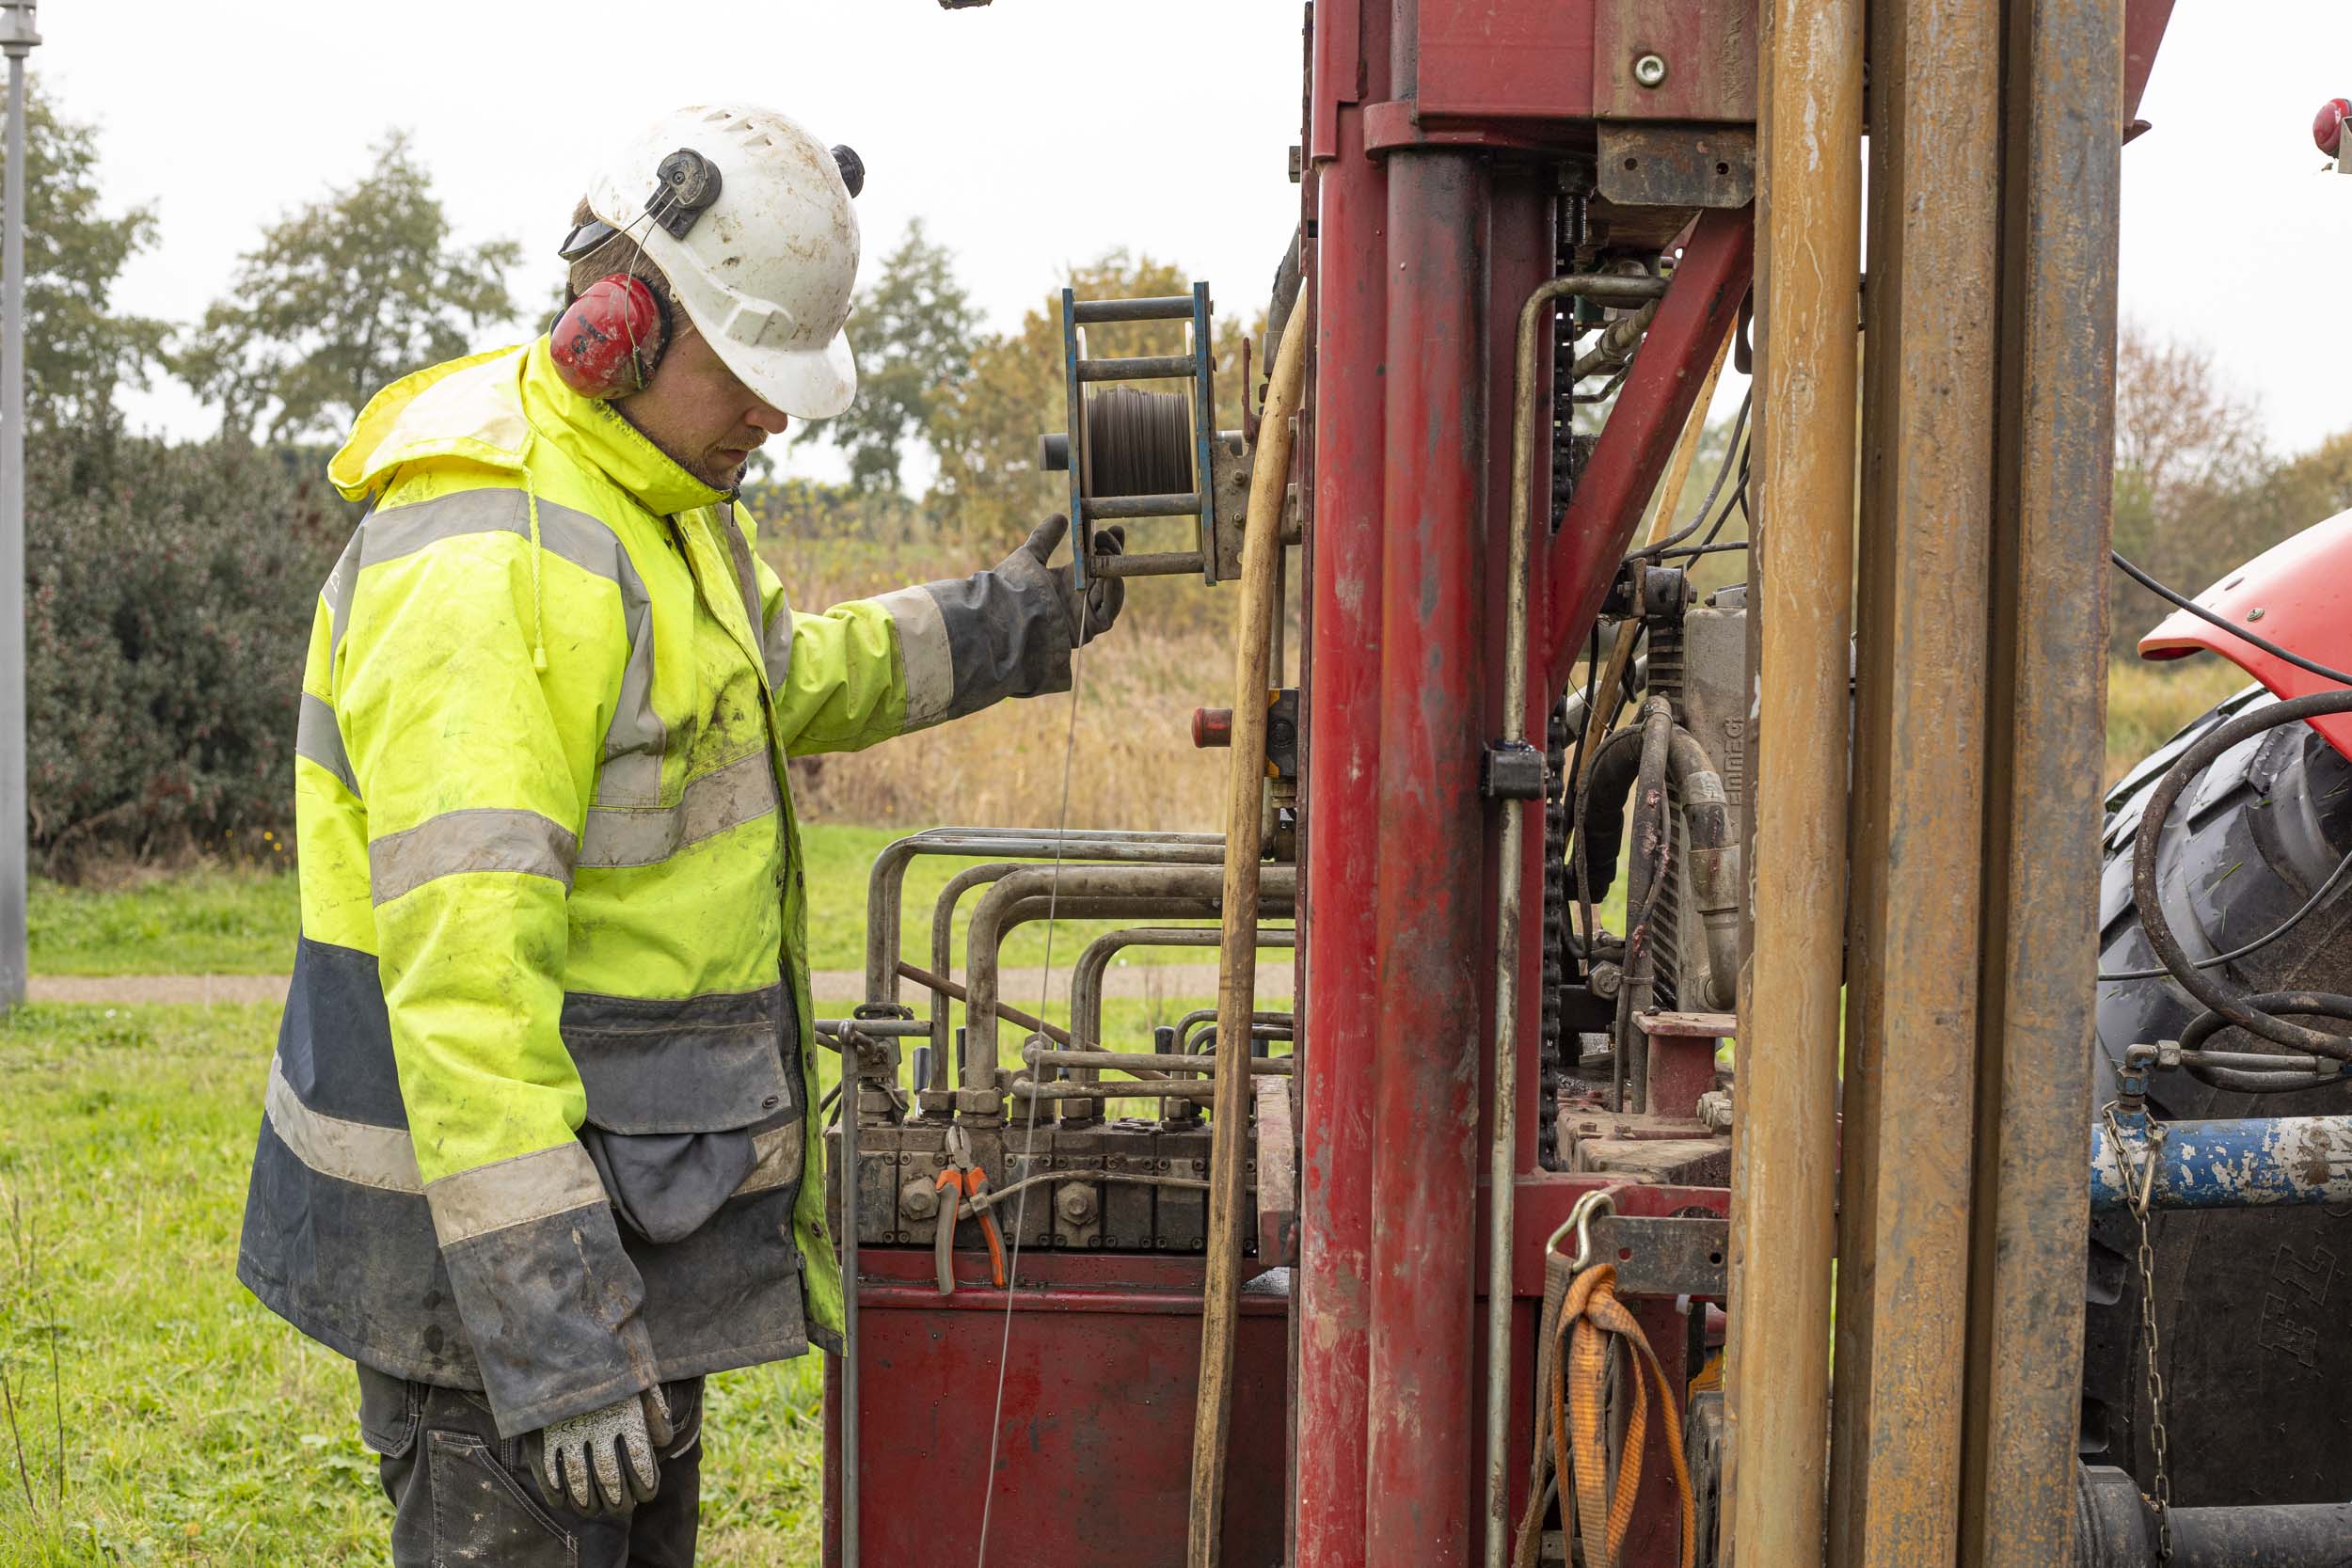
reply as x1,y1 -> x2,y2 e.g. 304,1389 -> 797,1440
2106,1104 -> 2172,1560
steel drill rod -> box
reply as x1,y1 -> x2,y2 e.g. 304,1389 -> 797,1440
1962,1 -> 2124,1556
839,1030 -> 864,1568
1186,299 -> 1306,1568
1727,0 -> 1863,1559
1829,0 -> 2003,1555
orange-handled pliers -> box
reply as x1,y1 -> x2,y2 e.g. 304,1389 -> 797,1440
933,1125 -> 1008,1296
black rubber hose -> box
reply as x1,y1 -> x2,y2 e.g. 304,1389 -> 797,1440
2178,992 -> 2352,1094
2132,689 -> 2352,1060
1572,722 -> 1647,959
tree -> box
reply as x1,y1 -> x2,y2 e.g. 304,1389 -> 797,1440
179,131 -> 522,441
793,220 -> 981,495
0,78 -> 167,430
2249,428 -> 2352,544
2108,323 -> 2271,655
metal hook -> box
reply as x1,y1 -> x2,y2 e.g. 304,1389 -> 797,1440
1545,1187 -> 1619,1273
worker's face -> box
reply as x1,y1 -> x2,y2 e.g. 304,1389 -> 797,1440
619,320 -> 790,493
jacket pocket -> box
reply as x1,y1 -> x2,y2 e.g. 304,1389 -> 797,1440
560,985 -> 794,1135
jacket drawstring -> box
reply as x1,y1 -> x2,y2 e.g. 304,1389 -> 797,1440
523,472 -> 549,673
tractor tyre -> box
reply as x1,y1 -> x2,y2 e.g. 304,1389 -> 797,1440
2086,683 -> 2352,1505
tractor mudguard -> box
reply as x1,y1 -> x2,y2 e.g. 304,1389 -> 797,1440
2139,506 -> 2352,761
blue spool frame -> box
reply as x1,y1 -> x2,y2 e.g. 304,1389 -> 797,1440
1058,281 -> 1221,594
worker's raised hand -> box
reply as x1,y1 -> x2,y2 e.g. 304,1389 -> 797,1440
534,1386 -> 674,1515
1013,514 -> 1126,646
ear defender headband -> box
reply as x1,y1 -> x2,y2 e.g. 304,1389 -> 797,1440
548,147 -> 725,399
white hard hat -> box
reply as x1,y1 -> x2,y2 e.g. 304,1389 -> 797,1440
584,103 -> 862,420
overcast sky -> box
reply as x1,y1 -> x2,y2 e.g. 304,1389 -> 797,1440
37,1 -> 2352,475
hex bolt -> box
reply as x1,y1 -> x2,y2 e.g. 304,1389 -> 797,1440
1632,52 -> 1668,88
1056,1183 -> 1099,1227
899,1178 -> 941,1221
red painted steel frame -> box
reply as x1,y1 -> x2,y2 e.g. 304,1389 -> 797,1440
821,1251 -> 1289,1566
1544,207 -> 1756,692
1299,6 -> 1753,1567
1296,25 -> 1391,1568
1365,140 -> 1489,1568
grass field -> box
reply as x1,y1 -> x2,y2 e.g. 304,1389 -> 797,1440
0,985 -> 1218,1566
29,821 -> 1246,981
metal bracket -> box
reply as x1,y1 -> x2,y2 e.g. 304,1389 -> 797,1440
1584,1213 -> 1728,1297
1481,739 -> 1548,801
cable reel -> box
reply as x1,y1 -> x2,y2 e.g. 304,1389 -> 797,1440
1038,282 -> 1250,588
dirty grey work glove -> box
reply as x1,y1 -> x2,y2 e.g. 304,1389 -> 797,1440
536,1386 -> 673,1516
1012,514 -> 1126,646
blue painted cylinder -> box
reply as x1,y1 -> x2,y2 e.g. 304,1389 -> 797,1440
2090,1114 -> 2352,1212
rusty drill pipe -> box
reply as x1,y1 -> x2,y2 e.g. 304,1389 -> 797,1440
1725,0 -> 1863,1559
1960,0 -> 2124,1558
1830,0 -> 2003,1554
1187,299 -> 1307,1568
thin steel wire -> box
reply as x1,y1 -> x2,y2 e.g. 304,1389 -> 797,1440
973,634 -> 1086,1568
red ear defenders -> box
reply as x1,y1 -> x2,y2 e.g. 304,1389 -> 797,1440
549,274 -> 669,400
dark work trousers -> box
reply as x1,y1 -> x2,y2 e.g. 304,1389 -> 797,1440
357,1364 -> 706,1568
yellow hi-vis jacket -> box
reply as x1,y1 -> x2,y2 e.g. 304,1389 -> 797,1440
239,339 -> 1074,1437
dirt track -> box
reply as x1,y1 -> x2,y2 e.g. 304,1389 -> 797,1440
27,961 -> 1295,1009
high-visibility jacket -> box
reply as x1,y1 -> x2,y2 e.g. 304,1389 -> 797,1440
239,338 -> 1073,1437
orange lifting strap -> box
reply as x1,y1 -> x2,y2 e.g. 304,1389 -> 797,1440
1513,1261 -> 1698,1568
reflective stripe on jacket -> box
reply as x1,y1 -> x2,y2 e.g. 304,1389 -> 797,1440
238,338 -> 1069,1437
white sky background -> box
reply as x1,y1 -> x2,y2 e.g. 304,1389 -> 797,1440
38,0 -> 2352,472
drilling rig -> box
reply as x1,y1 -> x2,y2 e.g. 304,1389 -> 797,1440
816,2 -> 2352,1563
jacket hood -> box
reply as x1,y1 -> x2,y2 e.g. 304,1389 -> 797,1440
330,340 -> 732,517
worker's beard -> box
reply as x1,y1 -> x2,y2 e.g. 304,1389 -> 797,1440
613,402 -> 745,499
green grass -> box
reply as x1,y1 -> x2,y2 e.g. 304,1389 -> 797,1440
0,982 -> 1235,1564
28,868 -> 300,977
29,823 -> 1250,980
0,1004 -> 832,1565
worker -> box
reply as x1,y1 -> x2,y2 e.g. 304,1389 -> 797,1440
235,103 -> 1122,1564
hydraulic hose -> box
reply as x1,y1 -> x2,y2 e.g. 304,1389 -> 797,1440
1665,726 -> 1741,1013
2179,992 -> 2352,1094
2131,689 -> 2352,1061
1571,720 -> 1740,1014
